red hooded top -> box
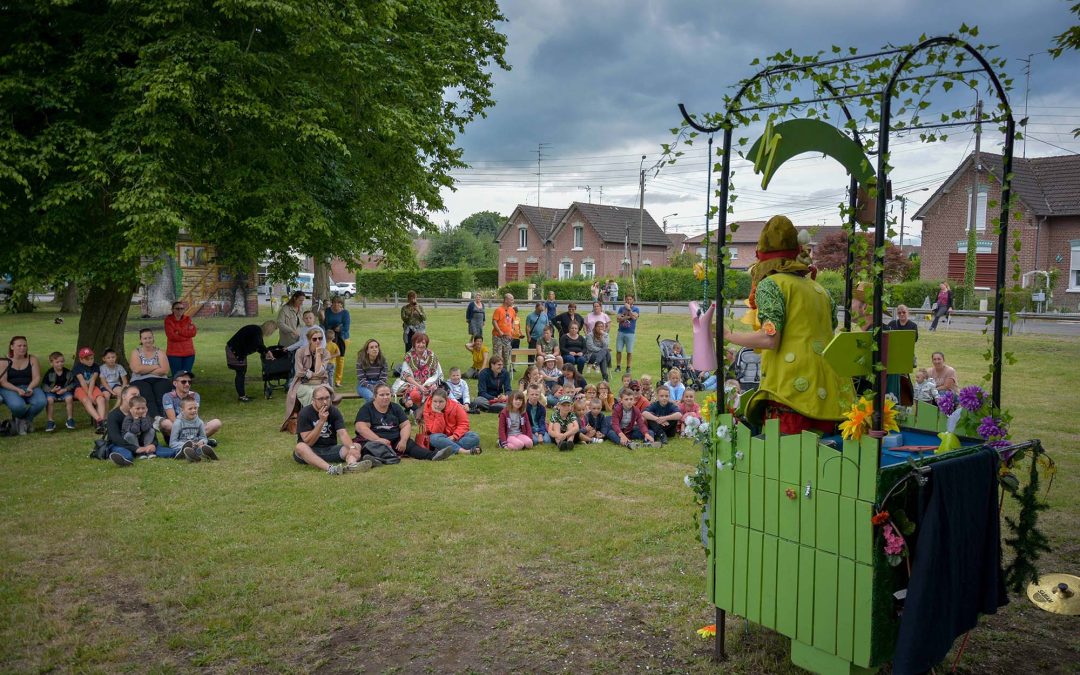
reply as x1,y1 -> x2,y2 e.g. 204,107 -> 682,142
418,396 -> 471,448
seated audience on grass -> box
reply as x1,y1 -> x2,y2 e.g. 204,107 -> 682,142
129,328 -> 172,418
99,348 -> 129,399
355,339 -> 388,405
912,367 -> 938,403
169,395 -> 219,462
596,381 -> 615,412
159,371 -> 222,441
1,335 -> 46,435
281,327 -> 332,430
642,385 -> 682,444
294,385 -> 370,475
354,384 -> 451,462
517,364 -> 542,394
464,335 -> 489,379
620,372 -> 633,392
679,388 -> 702,437
42,351 -> 77,432
547,395 -> 580,451
637,374 -> 654,405
525,385 -> 549,444
72,347 -> 111,432
539,355 -> 562,405
106,386 -> 180,466
444,367 -> 471,407
525,302 -> 550,355
498,391 -> 534,450
285,310 -> 320,353
582,383 -> 598,404
580,398 -> 609,444
395,332 -> 442,412
472,355 -> 511,413
929,351 -> 958,393
225,321 -> 278,402
553,303 -> 585,339
419,388 -> 481,455
606,388 -> 654,447
665,368 -> 686,402
584,321 -> 611,380
559,322 -> 587,373
534,324 -> 562,369
321,295 -> 351,388
121,396 -> 155,448
556,363 -> 587,398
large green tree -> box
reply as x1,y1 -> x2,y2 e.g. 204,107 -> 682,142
0,0 -> 508,358
458,210 -> 505,240
424,227 -> 497,268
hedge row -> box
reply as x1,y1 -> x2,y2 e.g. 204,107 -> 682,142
636,267 -> 752,302
356,268 -> 475,298
474,268 -> 498,289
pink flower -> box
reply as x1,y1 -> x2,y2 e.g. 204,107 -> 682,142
882,523 -> 905,556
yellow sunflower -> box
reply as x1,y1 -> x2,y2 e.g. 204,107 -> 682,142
839,398 -> 873,441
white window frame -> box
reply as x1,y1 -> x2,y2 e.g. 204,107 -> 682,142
580,261 -> 595,278
573,224 -> 584,250
729,246 -> 739,261
518,225 -> 528,251
560,261 -> 574,280
965,187 -> 989,233
1069,242 -> 1080,292
642,259 -> 653,267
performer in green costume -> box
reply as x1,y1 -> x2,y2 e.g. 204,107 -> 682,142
723,215 -> 848,434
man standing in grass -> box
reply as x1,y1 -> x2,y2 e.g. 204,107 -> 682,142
293,385 -> 370,476
614,294 -> 640,374
491,293 -> 516,373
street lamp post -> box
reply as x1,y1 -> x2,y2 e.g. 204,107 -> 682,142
662,212 -> 678,234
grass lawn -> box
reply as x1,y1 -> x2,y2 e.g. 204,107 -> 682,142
0,304 -> 1077,673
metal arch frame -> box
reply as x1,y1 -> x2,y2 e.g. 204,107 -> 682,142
872,36 -> 1014,431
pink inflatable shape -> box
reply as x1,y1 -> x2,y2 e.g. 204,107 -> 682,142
689,301 -> 717,372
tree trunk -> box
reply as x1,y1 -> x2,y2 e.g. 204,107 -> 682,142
59,282 -> 80,313
78,283 -> 138,367
314,259 -> 331,305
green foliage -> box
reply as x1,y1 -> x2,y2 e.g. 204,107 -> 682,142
888,280 -> 940,309
458,211 -> 506,240
498,281 -> 530,300
541,280 -> 594,301
424,228 -> 498,268
0,0 -> 509,348
634,268 -> 750,302
356,268 -> 476,299
1001,443 -> 1055,593
815,270 -> 846,307
474,269 -> 498,289
904,254 -> 921,282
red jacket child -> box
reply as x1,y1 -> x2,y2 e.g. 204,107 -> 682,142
417,396 -> 472,449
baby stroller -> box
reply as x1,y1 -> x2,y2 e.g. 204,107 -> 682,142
261,345 -> 292,399
732,347 -> 761,393
656,335 -> 703,389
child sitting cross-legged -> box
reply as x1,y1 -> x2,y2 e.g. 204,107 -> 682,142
679,388 -> 703,438
525,385 -> 549,445
605,387 -> 654,448
498,391 -> 533,450
579,397 -> 608,444
642,384 -> 682,444
169,395 -> 219,462
547,395 -> 580,452
637,374 -> 654,407
444,367 -> 471,408
665,367 -> 686,402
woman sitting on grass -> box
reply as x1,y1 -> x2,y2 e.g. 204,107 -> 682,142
355,339 -> 388,405
418,388 -> 482,456
354,383 -> 451,462
394,332 -> 442,412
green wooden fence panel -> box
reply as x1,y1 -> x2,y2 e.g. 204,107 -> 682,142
750,436 -> 765,476
776,540 -> 799,638
813,550 -> 839,654
853,563 -> 874,667
765,479 -> 780,536
838,496 -> 857,561
858,436 -> 879,503
797,545 -> 816,645
780,434 -> 802,484
765,425 -> 781,480
780,482 -> 801,542
750,475 -> 766,532
735,472 -> 750,528
733,527 -> 749,616
855,500 -> 873,565
761,535 -> 779,629
835,557 -> 856,662
818,444 -> 842,494
747,531 -> 764,624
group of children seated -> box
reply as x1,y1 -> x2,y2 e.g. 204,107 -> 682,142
38,347 -> 129,433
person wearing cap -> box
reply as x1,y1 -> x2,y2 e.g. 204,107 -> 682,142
164,300 -> 198,377
159,370 -> 222,440
723,215 -> 847,435
72,347 -> 111,432
547,395 -> 580,451
539,354 -> 562,406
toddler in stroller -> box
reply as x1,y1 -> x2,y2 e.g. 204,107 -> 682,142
656,335 -> 702,389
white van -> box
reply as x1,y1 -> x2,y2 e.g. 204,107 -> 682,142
288,273 -> 314,295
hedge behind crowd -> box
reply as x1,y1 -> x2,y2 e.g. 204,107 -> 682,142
355,268 -> 498,298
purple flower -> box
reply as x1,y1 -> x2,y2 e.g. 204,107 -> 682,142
978,415 -> 1007,440
958,385 -> 986,412
937,391 -> 958,416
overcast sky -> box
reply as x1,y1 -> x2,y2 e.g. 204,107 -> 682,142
435,0 -> 1080,241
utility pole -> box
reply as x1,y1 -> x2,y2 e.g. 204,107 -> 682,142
535,142 -> 550,207
578,185 -> 591,203
963,98 -> 983,310
895,188 -> 928,252
637,156 -> 646,272
598,186 -> 603,205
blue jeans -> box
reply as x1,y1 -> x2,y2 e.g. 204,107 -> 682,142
356,385 -> 375,404
1,387 -> 47,421
702,374 -> 718,391
429,431 -> 481,454
605,427 -> 644,445
564,353 -> 586,372
167,355 -> 195,377
108,443 -> 179,462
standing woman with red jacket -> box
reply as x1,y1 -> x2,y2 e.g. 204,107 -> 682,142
164,300 -> 198,376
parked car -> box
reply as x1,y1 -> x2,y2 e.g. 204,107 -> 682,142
330,280 -> 356,298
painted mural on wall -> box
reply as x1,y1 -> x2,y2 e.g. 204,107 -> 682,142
142,242 -> 258,318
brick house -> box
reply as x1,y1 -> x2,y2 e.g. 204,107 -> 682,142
681,221 -> 843,270
495,202 -> 672,285
913,151 -> 1080,308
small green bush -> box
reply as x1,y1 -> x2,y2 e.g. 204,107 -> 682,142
888,280 -> 939,309
541,280 -> 594,301
815,270 -> 845,307
498,281 -> 530,300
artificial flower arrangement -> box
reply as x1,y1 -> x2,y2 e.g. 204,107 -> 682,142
936,384 -> 1010,449
871,508 -> 917,568
838,395 -> 900,441
684,392 -> 722,516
